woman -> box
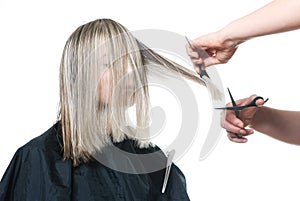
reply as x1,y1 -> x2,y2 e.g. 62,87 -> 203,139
0,19 -> 220,200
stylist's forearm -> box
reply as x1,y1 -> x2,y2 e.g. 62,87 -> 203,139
251,107 -> 300,145
220,0 -> 300,43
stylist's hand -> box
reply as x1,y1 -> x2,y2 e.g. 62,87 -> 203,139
222,95 -> 265,143
186,31 -> 241,70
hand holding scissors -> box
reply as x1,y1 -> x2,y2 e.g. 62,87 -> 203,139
215,88 -> 269,143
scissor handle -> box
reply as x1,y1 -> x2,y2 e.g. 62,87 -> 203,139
215,96 -> 268,111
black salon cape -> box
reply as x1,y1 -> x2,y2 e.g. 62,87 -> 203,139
0,123 -> 190,201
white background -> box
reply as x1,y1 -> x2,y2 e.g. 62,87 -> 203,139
1,0 -> 300,200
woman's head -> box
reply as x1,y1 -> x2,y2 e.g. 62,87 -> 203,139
59,19 -> 150,165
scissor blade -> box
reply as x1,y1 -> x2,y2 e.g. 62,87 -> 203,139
185,36 -> 193,49
198,64 -> 210,78
227,88 -> 239,117
227,88 -> 243,139
227,88 -> 236,106
215,106 -> 246,110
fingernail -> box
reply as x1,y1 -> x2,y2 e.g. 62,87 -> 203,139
237,123 -> 243,128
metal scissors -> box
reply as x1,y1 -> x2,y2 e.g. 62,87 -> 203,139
215,88 -> 269,138
185,36 -> 210,79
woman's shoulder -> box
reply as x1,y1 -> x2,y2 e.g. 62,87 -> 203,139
0,122 -> 72,201
18,122 -> 63,157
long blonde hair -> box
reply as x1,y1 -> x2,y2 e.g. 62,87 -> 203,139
59,19 -> 218,166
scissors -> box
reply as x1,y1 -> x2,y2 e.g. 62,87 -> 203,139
215,88 -> 269,138
185,36 -> 210,79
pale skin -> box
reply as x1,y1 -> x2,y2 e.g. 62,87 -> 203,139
187,0 -> 300,70
98,63 -> 134,105
186,0 -> 300,144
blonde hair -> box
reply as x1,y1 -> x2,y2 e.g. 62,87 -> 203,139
59,18 -> 219,166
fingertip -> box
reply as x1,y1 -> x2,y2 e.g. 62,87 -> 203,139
237,137 -> 248,143
241,138 -> 248,143
232,138 -> 247,143
228,132 -> 248,143
235,119 -> 244,128
245,128 -> 254,135
256,98 -> 265,106
195,58 -> 203,65
238,129 -> 247,135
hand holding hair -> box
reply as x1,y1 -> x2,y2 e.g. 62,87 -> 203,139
186,31 -> 239,68
187,0 -> 300,68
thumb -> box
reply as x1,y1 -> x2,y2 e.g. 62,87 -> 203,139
255,98 -> 265,107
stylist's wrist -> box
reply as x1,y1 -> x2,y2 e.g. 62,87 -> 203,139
219,22 -> 246,48
249,106 -> 266,130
